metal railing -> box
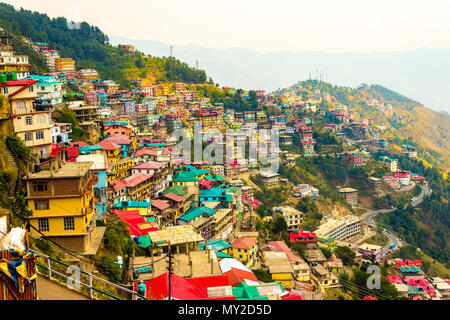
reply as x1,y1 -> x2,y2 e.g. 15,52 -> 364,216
33,249 -> 148,300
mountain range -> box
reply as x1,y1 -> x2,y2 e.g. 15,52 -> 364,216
109,35 -> 450,114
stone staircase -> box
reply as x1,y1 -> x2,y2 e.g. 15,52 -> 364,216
5,148 -> 18,198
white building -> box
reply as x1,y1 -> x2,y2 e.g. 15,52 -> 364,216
315,215 -> 362,241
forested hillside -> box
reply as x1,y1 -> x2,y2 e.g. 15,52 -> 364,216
0,3 -> 211,88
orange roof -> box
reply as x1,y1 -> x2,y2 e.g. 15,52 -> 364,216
224,268 -> 258,287
231,237 -> 257,250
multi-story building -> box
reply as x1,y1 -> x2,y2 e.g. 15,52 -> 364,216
1,78 -> 53,159
258,172 -> 280,189
394,170 -> 411,186
51,122 -> 72,145
25,160 -> 104,254
28,75 -> 64,108
347,150 -> 367,166
77,69 -> 99,82
314,215 -> 362,241
42,50 -> 60,72
338,187 -> 358,206
357,243 -> 382,262
55,58 -> 76,72
0,32 -> 31,79
401,145 -> 417,158
275,206 -> 304,232
230,237 -> 258,268
379,156 -> 398,172
263,251 -> 294,289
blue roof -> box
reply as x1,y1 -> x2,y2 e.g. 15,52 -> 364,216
200,188 -> 232,200
177,206 -> 216,222
114,201 -> 152,208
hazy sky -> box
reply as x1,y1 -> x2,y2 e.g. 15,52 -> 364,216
4,0 -> 450,53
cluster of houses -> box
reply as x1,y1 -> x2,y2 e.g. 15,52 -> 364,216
3,32 -> 444,301
384,259 -> 450,300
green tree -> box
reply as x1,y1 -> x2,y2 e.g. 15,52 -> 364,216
334,246 -> 356,267
272,216 -> 288,234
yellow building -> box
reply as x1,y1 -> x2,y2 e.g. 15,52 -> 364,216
25,160 -> 104,254
230,237 -> 258,268
263,251 -> 294,289
107,158 -> 134,181
55,58 -> 76,72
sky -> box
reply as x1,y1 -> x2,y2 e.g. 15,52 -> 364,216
4,0 -> 450,54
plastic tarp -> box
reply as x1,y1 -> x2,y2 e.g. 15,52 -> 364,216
0,227 -> 26,251
137,235 -> 151,249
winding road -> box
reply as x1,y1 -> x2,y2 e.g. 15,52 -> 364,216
361,184 -> 430,258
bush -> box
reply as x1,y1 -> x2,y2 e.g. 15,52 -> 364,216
5,134 -> 31,163
252,269 -> 272,283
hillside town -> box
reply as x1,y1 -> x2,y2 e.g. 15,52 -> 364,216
0,26 -> 448,303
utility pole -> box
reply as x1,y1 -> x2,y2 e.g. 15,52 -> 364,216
167,243 -> 174,300
170,45 -> 173,57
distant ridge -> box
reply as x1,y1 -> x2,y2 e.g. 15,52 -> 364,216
109,35 -> 450,114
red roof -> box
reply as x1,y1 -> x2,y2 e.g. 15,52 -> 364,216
115,209 -> 145,225
0,80 -> 37,97
102,136 -> 131,145
123,173 -> 152,188
362,296 -> 378,300
71,141 -> 90,148
224,268 -> 258,287
109,179 -> 127,191
98,139 -> 121,151
133,161 -> 165,170
267,241 -> 302,263
135,149 -> 158,157
231,237 -> 257,250
151,200 -> 170,211
162,192 -> 184,203
290,230 -> 317,243
134,272 -> 235,300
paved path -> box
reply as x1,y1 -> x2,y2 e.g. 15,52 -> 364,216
36,275 -> 90,300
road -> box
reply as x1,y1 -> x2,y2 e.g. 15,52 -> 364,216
36,275 -> 89,300
360,184 -> 430,258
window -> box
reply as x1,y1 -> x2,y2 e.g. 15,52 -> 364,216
29,85 -> 34,92
35,200 -> 49,210
33,183 -> 48,192
37,115 -> 46,124
38,218 -> 49,232
4,87 -> 8,94
25,116 -> 32,125
64,217 -> 75,231
244,249 -> 248,253
16,100 -> 25,109
25,133 -> 32,141
36,131 -> 44,140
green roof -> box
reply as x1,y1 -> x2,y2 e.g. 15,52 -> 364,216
137,235 -> 151,248
232,282 -> 271,300
204,174 -> 225,182
199,239 -> 231,252
173,171 -> 199,182
216,252 -> 231,258
177,206 -> 216,222
162,185 -> 187,196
